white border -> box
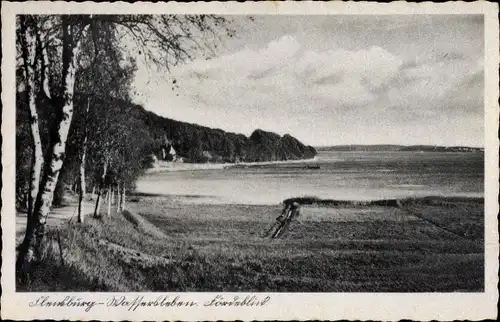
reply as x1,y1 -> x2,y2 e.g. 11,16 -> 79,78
2,1 -> 498,321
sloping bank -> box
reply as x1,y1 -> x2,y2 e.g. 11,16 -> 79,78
17,210 -> 173,291
18,209 -> 298,292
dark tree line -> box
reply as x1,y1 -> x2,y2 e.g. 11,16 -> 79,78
132,106 -> 317,163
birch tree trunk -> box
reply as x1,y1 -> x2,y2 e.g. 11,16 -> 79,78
107,186 -> 112,217
91,186 -> 96,200
77,99 -> 90,223
19,17 -> 44,221
93,159 -> 108,217
94,190 -> 102,217
116,182 -> 121,214
111,186 -> 115,205
17,17 -> 91,276
121,185 -> 126,211
77,160 -> 86,223
77,159 -> 86,223
35,22 -> 52,99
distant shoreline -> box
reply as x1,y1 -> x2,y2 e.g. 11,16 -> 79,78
130,191 -> 484,208
145,156 -> 319,174
316,144 -> 484,152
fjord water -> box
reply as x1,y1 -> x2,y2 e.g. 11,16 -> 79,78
136,151 -> 484,205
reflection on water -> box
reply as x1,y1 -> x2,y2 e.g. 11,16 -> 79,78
136,151 -> 484,205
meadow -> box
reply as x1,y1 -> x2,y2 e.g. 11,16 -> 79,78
18,195 -> 484,292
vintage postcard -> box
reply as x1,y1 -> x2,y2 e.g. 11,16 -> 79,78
1,1 -> 498,321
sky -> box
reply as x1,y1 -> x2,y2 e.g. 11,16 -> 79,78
131,15 -> 484,147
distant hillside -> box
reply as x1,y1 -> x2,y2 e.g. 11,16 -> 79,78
127,104 -> 317,163
317,145 -> 483,152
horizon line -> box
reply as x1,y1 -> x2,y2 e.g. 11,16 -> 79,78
313,144 -> 485,149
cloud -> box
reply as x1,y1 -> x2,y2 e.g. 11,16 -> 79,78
173,38 -> 405,115
297,46 -> 403,89
134,26 -> 484,146
186,35 -> 301,81
384,54 -> 483,117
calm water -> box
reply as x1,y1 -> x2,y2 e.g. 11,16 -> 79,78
136,151 -> 484,205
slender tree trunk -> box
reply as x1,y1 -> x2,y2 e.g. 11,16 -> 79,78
77,99 -> 90,223
17,18 -> 91,276
111,186 -> 115,205
121,185 -> 126,211
17,16 -> 44,279
94,190 -> 102,217
116,182 -> 122,214
77,150 -> 86,223
19,17 -> 44,221
90,186 -> 96,200
35,23 -> 52,99
93,159 -> 108,217
107,186 -> 112,217
24,191 -> 30,211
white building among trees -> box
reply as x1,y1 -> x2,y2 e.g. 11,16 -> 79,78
161,136 -> 177,161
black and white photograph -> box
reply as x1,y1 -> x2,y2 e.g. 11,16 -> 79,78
1,1 -> 498,321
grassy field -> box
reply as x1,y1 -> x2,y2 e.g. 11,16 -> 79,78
17,195 -> 484,292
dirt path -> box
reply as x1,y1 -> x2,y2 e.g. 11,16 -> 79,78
16,200 -> 95,245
